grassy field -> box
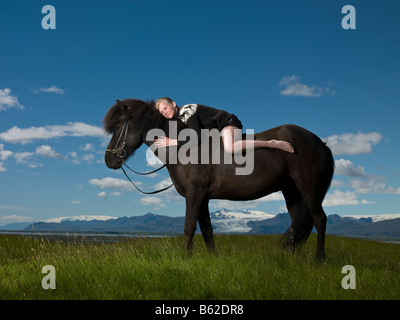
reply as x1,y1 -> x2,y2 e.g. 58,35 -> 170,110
0,233 -> 399,300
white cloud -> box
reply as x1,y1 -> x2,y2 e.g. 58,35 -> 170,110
71,152 -> 95,164
146,148 -> 164,168
279,75 -> 335,97
36,145 -> 63,159
81,154 -> 95,163
210,200 -> 256,210
257,192 -> 285,202
1,144 -> 64,169
71,200 -> 81,204
361,199 -> 377,205
14,152 -> 35,164
0,88 -> 24,111
97,191 -> 108,200
34,85 -> 64,94
323,190 -> 379,207
0,122 -> 106,145
140,196 -> 165,208
0,126 -> 60,144
81,143 -> 94,152
334,159 -> 366,177
62,122 -> 105,138
0,144 -> 13,171
154,178 -> 174,191
350,179 -> 400,195
69,152 -> 80,164
13,151 -> 40,168
325,132 -> 383,155
323,190 -> 359,207
0,144 -> 13,161
210,192 -> 284,210
331,180 -> 344,188
89,177 -> 141,192
0,214 -> 33,226
130,178 -> 182,207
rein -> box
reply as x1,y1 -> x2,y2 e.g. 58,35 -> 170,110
121,165 -> 173,195
105,120 -> 174,195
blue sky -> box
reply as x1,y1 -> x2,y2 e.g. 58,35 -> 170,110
1,0 -> 399,225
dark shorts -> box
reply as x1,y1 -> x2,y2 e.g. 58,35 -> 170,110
224,114 -> 243,129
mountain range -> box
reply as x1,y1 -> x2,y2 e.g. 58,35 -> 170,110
1,209 -> 399,239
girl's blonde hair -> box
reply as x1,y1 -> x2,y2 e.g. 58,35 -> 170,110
155,97 -> 174,111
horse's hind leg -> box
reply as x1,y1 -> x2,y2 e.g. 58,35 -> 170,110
283,187 -> 327,259
282,184 -> 313,251
303,195 -> 327,260
282,186 -> 302,251
198,200 -> 215,252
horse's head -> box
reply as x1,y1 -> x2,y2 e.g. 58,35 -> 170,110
103,99 -> 151,169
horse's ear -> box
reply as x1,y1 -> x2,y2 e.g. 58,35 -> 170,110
116,99 -> 128,111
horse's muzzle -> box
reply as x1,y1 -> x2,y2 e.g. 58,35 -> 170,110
104,150 -> 123,169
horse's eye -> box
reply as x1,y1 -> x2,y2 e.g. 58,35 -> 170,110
115,125 -> 121,130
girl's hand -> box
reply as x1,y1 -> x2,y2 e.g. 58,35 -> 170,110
154,136 -> 177,147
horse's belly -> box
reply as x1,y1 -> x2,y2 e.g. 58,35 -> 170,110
209,165 -> 282,200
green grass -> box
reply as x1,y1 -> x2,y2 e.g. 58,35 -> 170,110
0,234 -> 399,299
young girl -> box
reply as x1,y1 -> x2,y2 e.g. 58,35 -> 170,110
154,97 -> 294,154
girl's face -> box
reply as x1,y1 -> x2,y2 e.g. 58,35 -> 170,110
158,101 -> 176,119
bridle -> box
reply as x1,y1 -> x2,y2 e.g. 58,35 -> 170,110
105,120 -> 129,160
105,120 -> 173,195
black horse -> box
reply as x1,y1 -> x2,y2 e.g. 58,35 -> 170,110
103,99 -> 334,259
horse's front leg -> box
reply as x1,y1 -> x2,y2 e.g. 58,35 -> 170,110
198,199 -> 215,253
184,188 -> 206,253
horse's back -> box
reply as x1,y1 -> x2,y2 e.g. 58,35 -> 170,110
255,124 -> 321,144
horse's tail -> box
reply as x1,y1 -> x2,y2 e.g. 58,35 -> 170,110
281,199 -> 314,251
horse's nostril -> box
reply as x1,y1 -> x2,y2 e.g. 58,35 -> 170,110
112,160 -> 122,170
105,152 -> 121,170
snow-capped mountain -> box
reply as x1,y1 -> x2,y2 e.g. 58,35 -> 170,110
21,210 -> 274,234
3,210 -> 400,238
42,215 -> 118,223
344,214 -> 400,222
38,210 -> 275,233
210,209 -> 275,233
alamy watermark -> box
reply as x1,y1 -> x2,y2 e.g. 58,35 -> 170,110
341,265 -> 356,290
146,121 -> 255,175
41,265 -> 56,290
341,5 -> 356,30
41,4 -> 356,31
39,263 -> 357,293
41,5 -> 56,30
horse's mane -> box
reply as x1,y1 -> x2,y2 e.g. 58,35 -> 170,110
103,98 -> 159,133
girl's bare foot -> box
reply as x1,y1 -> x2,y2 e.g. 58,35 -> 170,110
270,140 -> 295,153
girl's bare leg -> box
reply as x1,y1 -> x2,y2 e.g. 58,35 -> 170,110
221,126 -> 294,154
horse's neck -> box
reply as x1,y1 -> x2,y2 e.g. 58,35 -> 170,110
142,110 -> 170,147
142,109 -> 183,144
142,114 -> 184,167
